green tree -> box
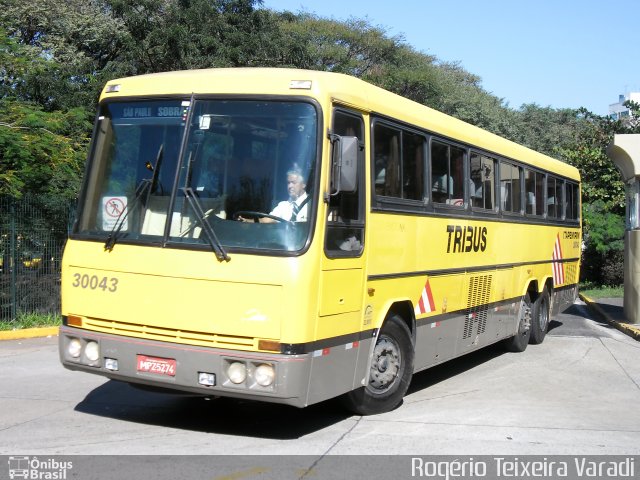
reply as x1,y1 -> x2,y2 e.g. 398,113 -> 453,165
0,100 -> 90,199
557,105 -> 640,214
0,0 -> 128,111
107,0 -> 282,73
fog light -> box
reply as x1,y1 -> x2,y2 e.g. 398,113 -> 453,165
84,341 -> 100,362
68,338 -> 82,358
254,363 -> 275,387
227,362 -> 247,384
198,372 -> 216,387
104,358 -> 118,371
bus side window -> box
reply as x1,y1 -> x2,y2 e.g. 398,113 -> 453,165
431,140 -> 464,206
403,131 -> 425,201
524,168 -> 545,216
373,123 -> 425,201
326,110 -> 365,256
566,182 -> 579,221
373,123 -> 401,197
500,161 -> 522,214
470,152 -> 495,210
547,175 -> 558,218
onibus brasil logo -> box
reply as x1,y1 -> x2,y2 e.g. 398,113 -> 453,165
7,457 -> 73,480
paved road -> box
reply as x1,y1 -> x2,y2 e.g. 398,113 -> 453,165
1,299 -> 639,458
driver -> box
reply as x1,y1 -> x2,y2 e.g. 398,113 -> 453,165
238,167 -> 309,223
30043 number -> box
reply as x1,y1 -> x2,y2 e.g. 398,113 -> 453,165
72,273 -> 118,292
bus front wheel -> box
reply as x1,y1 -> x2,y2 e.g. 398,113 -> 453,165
342,315 -> 414,415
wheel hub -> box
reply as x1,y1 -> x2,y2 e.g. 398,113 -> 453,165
369,336 -> 401,392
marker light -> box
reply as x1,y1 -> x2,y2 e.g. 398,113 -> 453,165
254,364 -> 275,387
289,80 -> 312,90
198,372 -> 216,387
84,341 -> 100,362
68,338 -> 82,358
104,358 -> 118,371
227,362 -> 247,384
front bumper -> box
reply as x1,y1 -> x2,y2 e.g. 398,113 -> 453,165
59,326 -> 312,407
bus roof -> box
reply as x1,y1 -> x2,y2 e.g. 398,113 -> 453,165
101,68 -> 580,181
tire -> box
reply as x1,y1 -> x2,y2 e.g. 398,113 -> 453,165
529,287 -> 551,344
342,315 -> 414,415
504,292 -> 532,352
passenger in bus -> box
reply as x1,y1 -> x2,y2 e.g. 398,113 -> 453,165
238,166 -> 309,223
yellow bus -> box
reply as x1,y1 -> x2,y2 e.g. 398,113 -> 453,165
59,68 -> 581,415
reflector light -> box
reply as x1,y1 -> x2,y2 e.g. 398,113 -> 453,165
66,315 -> 83,327
105,84 -> 121,93
289,80 -> 312,90
258,339 -> 281,352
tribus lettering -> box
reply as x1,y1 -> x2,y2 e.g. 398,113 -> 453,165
446,225 -> 487,253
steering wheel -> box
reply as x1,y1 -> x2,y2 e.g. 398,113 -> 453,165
233,211 -> 293,224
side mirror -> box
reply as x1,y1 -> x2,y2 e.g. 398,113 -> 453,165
330,135 -> 358,195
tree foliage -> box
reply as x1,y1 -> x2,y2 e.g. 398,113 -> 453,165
0,0 -> 634,285
0,100 -> 90,198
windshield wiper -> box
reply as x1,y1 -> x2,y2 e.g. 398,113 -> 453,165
104,145 -> 164,251
181,187 -> 230,262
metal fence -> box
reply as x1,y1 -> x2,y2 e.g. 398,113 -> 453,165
0,195 -> 75,322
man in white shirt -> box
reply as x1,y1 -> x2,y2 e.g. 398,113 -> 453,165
238,168 -> 308,223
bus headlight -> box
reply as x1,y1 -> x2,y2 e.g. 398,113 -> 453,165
254,363 -> 275,387
68,338 -> 82,358
227,362 -> 247,384
84,341 -> 100,362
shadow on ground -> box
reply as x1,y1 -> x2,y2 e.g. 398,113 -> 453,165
75,303 -> 597,438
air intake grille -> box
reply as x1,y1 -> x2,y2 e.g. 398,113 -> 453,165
463,275 -> 492,339
565,263 -> 578,284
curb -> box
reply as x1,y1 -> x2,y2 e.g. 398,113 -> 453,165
579,294 -> 640,341
0,326 -> 59,341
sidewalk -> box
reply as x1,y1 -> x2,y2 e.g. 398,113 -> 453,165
0,326 -> 59,341
579,294 -> 640,341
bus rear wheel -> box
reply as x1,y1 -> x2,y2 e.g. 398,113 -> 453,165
504,292 -> 532,352
529,287 -> 550,344
342,315 -> 414,415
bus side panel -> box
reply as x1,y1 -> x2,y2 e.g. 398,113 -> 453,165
414,314 -> 458,371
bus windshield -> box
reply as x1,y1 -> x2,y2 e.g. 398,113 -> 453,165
76,99 -> 319,253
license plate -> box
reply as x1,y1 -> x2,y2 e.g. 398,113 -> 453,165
136,355 -> 177,376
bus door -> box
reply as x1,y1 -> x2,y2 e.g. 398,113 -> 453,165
309,108 -> 367,403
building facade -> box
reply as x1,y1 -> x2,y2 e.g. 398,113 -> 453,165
610,92 -> 640,120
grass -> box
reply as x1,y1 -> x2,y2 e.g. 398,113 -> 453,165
579,284 -> 624,299
0,313 -> 62,331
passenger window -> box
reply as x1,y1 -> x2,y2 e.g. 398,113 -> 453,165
500,162 -> 522,213
431,141 -> 464,206
566,182 -> 580,220
470,152 -> 495,210
403,131 -> 425,201
373,123 -> 425,201
374,124 -> 401,198
556,178 -> 565,219
547,176 -> 561,218
524,169 -> 545,216
326,110 -> 365,256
